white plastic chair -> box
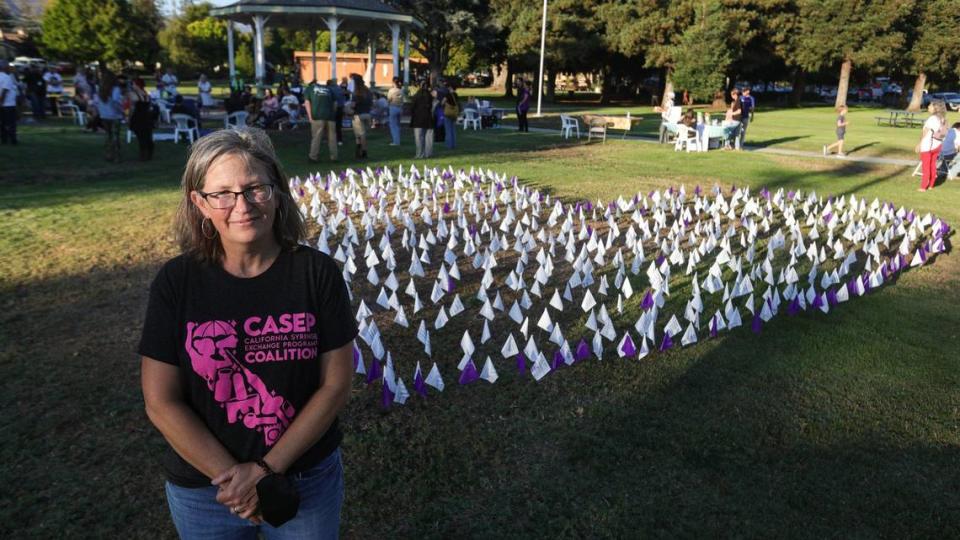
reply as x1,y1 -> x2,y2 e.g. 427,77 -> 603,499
224,111 -> 249,128
62,103 -> 86,126
587,118 -> 607,143
172,114 -> 199,144
560,114 -> 580,139
462,109 -> 481,130
157,101 -> 172,125
674,125 -> 701,152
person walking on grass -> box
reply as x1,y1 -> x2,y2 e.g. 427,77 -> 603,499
128,77 -> 154,161
738,86 -> 755,148
95,71 -> 125,162
304,79 -> 338,163
442,84 -> 460,150
0,60 -> 18,145
916,100 -> 947,192
350,76 -> 373,159
823,105 -> 848,157
410,80 -> 435,159
139,127 -> 356,538
387,77 -> 404,146
516,79 -> 531,132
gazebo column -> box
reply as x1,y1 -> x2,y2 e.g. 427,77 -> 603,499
403,29 -> 410,86
310,29 -> 317,83
389,23 -> 400,83
324,17 -> 340,81
252,15 -> 268,92
366,34 -> 377,88
227,21 -> 236,87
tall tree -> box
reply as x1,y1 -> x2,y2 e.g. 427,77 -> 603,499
388,0 -> 496,82
131,0 -> 164,69
795,0 -> 912,109
902,0 -> 960,111
41,0 -> 141,65
158,2 -> 229,75
670,1 -> 732,103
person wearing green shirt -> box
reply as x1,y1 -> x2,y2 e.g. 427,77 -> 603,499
304,80 -> 337,162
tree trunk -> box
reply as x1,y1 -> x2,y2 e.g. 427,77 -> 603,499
790,69 -> 805,107
834,58 -> 852,109
546,67 -> 556,102
599,68 -> 612,105
661,67 -> 674,109
907,72 -> 926,112
492,61 -> 509,93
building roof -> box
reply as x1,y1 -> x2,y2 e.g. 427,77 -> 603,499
210,0 -> 422,31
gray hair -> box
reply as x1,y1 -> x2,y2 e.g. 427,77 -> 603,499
174,128 -> 305,263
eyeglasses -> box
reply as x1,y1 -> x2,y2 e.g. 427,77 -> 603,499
198,184 -> 274,209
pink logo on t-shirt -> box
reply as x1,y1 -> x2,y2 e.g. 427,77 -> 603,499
184,320 -> 296,446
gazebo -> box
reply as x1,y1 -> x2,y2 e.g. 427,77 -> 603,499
210,0 -> 422,89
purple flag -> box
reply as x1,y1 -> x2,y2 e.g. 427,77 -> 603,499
381,382 -> 394,410
353,346 -> 362,371
659,333 -> 673,352
443,202 -> 451,214
751,313 -> 762,334
710,316 -> 718,338
516,352 -> 527,376
365,359 -> 382,385
459,359 -> 480,385
413,369 -> 428,397
575,339 -> 590,361
827,288 -> 838,306
619,334 -> 636,357
787,297 -> 801,316
551,350 -> 564,370
641,291 -> 654,310
811,293 -> 823,309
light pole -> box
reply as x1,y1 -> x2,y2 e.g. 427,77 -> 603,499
536,0 -> 547,117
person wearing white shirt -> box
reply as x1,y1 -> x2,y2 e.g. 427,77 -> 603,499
0,60 -> 18,144
197,74 -> 215,108
161,69 -> 179,99
43,67 -> 64,115
916,100 -> 947,192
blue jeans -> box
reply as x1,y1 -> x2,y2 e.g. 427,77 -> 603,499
443,116 -> 456,149
165,448 -> 344,540
388,105 -> 402,145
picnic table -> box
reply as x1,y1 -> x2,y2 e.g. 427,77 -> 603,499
875,110 -> 924,128
582,113 -> 644,140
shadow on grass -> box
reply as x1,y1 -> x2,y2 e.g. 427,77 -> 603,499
747,135 -> 809,148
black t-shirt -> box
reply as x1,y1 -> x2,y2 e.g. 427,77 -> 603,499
138,246 -> 358,487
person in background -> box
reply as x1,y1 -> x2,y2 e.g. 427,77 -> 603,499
224,89 -> 245,114
351,75 -> 373,159
128,77 -> 154,161
74,69 -> 92,109
939,122 -> 960,180
823,105 -> 847,157
387,77 -> 404,146
680,108 -> 697,129
161,68 -> 179,98
516,79 -> 531,133
0,60 -> 18,145
442,84 -> 460,150
654,91 -> 675,143
330,78 -> 346,146
738,86 -> 755,148
172,94 -> 203,129
95,70 -> 125,162
916,100 -> 946,192
722,88 -> 742,150
279,87 -> 301,124
304,78 -> 337,163
681,89 -> 691,106
463,96 -> 479,113
43,66 -> 64,116
410,79 -> 435,159
24,65 -> 45,121
198,74 -> 215,110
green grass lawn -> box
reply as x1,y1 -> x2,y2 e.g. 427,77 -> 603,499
0,113 -> 958,538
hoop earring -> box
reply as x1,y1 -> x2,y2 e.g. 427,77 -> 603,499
201,217 -> 218,239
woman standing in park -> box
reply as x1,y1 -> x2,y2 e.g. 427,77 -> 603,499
916,100 -> 947,192
722,88 -> 742,150
387,77 -> 404,146
128,77 -> 154,161
351,76 -> 373,159
139,128 -> 356,539
516,80 -> 531,132
823,105 -> 848,157
410,80 -> 435,159
442,84 -> 460,150
198,74 -> 215,111
94,71 -> 125,162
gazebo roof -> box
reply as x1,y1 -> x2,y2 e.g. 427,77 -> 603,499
210,0 -> 422,31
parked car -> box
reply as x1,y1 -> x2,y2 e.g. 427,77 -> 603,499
930,92 -> 960,111
11,56 -> 45,70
